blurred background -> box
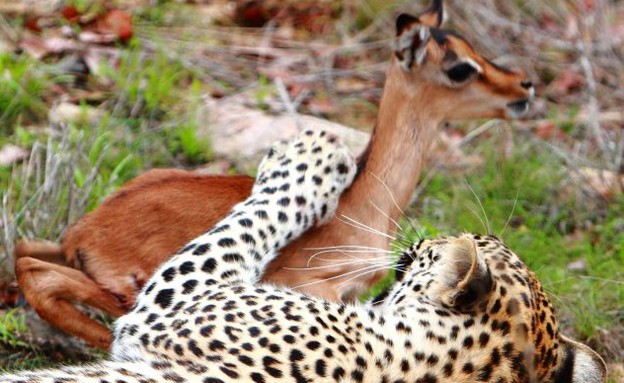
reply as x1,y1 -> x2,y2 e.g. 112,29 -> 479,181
0,0 -> 622,379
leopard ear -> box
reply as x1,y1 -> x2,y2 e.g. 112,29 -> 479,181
555,336 -> 607,383
442,237 -> 492,309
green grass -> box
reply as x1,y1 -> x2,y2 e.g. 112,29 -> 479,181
0,55 -> 52,135
0,310 -> 55,371
0,309 -> 103,372
406,136 -> 623,354
0,309 -> 28,348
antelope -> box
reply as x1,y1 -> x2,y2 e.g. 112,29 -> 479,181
14,0 -> 534,350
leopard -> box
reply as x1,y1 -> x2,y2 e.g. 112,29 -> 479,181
0,129 -> 606,383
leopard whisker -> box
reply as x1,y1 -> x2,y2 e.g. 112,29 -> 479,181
303,245 -> 396,252
335,213 -> 411,255
499,188 -> 520,238
368,171 -> 423,241
369,199 -> 414,249
466,203 -> 488,235
464,179 -> 491,235
283,258 -> 394,271
306,248 -> 395,256
369,199 -> 402,233
337,214 -> 396,240
308,251 -> 396,267
292,263 -> 393,290
305,247 -> 396,267
336,265 -> 397,288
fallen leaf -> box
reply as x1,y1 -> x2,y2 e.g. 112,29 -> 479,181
46,37 -> 79,52
61,5 -> 80,23
546,69 -> 584,98
535,120 -> 566,140
98,9 -> 133,42
0,144 -> 28,166
307,98 -> 337,115
49,102 -> 105,126
539,14 -> 561,34
79,31 -> 118,44
19,33 -> 77,60
24,16 -> 41,32
18,33 -> 49,59
428,131 -> 484,170
566,258 -> 587,272
564,16 -> 579,40
582,0 -> 596,12
571,167 -> 624,199
234,1 -> 272,27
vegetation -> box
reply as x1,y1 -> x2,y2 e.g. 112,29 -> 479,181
0,0 -> 621,379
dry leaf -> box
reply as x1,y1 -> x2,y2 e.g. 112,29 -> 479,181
96,9 -> 133,42
61,5 -> 80,23
49,103 -> 105,126
572,167 -> 624,199
535,120 -> 566,140
18,33 -> 49,59
545,69 -> 584,98
307,98 -> 337,115
0,144 -> 28,166
78,9 -> 133,43
566,258 -> 587,272
19,33 -> 77,60
428,131 -> 484,170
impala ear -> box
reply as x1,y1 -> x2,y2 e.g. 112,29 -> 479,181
555,336 -> 607,383
395,1 -> 445,70
418,0 -> 444,28
395,14 -> 431,70
396,13 -> 418,36
442,237 -> 492,309
396,0 -> 444,34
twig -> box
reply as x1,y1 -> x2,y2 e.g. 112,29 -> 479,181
577,37 -> 609,162
274,77 -> 298,115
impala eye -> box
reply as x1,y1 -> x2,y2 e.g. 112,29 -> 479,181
446,62 -> 478,83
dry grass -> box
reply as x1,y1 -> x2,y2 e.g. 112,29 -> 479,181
1,125 -> 106,282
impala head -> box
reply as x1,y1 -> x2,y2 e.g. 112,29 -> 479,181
393,0 -> 534,120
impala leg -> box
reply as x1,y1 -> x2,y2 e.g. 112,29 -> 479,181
15,257 -> 126,350
14,239 -> 67,265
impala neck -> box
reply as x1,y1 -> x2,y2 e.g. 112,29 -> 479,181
339,64 -> 442,235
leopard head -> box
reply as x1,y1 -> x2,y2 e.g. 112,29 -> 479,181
377,234 -> 606,383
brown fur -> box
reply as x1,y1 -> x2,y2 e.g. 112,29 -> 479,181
14,2 -> 535,349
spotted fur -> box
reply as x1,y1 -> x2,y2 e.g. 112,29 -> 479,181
0,130 -> 606,383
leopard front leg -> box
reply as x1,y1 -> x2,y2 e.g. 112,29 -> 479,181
139,129 -> 355,291
112,129 -> 355,360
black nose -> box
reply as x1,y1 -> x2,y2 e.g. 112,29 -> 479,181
521,80 -> 533,89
